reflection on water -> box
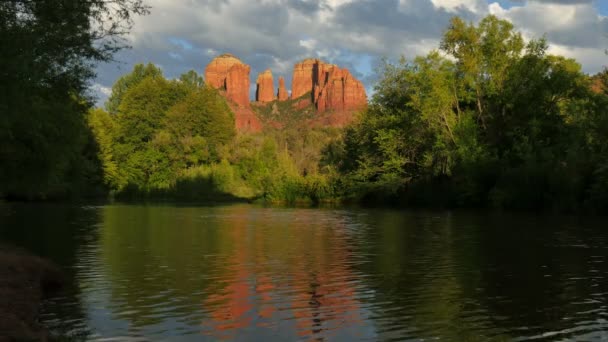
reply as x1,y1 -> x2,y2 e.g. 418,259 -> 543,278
1,203 -> 608,341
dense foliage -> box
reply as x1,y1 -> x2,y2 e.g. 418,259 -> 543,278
333,16 -> 608,211
0,0 -> 148,199
89,66 -> 339,203
7,4 -> 608,212
90,15 -> 608,210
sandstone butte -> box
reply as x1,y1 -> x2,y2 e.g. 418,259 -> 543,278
204,54 -> 367,131
204,54 -> 262,132
256,69 -> 274,103
292,58 -> 367,114
277,76 -> 289,101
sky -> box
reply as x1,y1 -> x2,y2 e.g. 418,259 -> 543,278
91,0 -> 608,105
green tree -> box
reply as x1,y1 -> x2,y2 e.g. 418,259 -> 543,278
164,86 -> 236,166
333,15 -> 607,210
179,70 -> 206,90
112,76 -> 188,191
0,0 -> 148,199
106,63 -> 163,114
440,15 -> 524,129
88,108 -> 126,190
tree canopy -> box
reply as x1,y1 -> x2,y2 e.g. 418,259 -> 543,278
0,0 -> 148,199
333,15 -> 608,211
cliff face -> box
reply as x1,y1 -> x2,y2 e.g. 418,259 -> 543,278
204,54 -> 367,131
313,64 -> 367,113
256,69 -> 274,103
205,54 -> 261,132
277,77 -> 289,101
291,58 -> 367,117
204,54 -> 251,108
232,105 -> 263,132
291,59 -> 318,100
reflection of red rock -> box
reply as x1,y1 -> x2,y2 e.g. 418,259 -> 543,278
200,207 -> 362,340
256,69 -> 274,103
288,212 -> 362,338
277,76 -> 289,101
201,207 -> 276,338
204,54 -> 262,132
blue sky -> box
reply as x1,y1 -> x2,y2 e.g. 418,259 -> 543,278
93,0 -> 608,104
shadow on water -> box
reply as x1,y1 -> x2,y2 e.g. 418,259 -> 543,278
114,175 -> 252,204
0,202 -> 102,339
1,204 -> 608,341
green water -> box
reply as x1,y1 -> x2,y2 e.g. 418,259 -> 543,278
1,203 -> 608,341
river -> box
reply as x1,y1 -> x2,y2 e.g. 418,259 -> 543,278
1,203 -> 607,341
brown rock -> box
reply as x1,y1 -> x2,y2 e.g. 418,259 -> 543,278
0,246 -> 64,342
256,69 -> 274,103
314,65 -> 366,114
204,54 -> 251,108
290,58 -> 367,124
204,54 -> 263,132
291,58 -> 318,100
277,76 -> 289,101
231,105 -> 263,133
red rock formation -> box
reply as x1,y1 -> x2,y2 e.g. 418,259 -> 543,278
291,58 -> 367,122
255,69 -> 274,103
204,54 -> 251,108
204,54 -> 367,131
231,105 -> 263,133
204,54 -> 262,132
313,64 -> 366,114
277,77 -> 288,101
291,59 -> 318,100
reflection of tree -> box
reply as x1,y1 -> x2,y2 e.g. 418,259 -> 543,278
352,210 -> 510,341
5,204 -> 608,340
97,205 -> 365,338
351,210 -> 608,341
100,205 -> 230,328
472,214 -> 608,340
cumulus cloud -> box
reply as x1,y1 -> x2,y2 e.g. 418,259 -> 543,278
489,0 -> 608,72
92,0 -> 608,104
511,0 -> 592,3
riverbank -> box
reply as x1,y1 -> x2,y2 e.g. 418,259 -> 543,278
0,246 -> 64,342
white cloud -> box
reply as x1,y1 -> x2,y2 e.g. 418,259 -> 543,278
429,0 -> 487,13
91,83 -> 111,96
92,0 -> 608,105
548,43 -> 607,73
299,38 -> 317,51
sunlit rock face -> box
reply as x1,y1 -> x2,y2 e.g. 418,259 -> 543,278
205,54 -> 367,131
291,58 -> 319,100
205,54 -> 261,132
311,63 -> 367,114
256,69 -> 274,103
291,58 -> 367,126
205,53 -> 251,108
277,76 -> 289,101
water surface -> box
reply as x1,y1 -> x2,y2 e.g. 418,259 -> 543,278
1,203 -> 608,341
